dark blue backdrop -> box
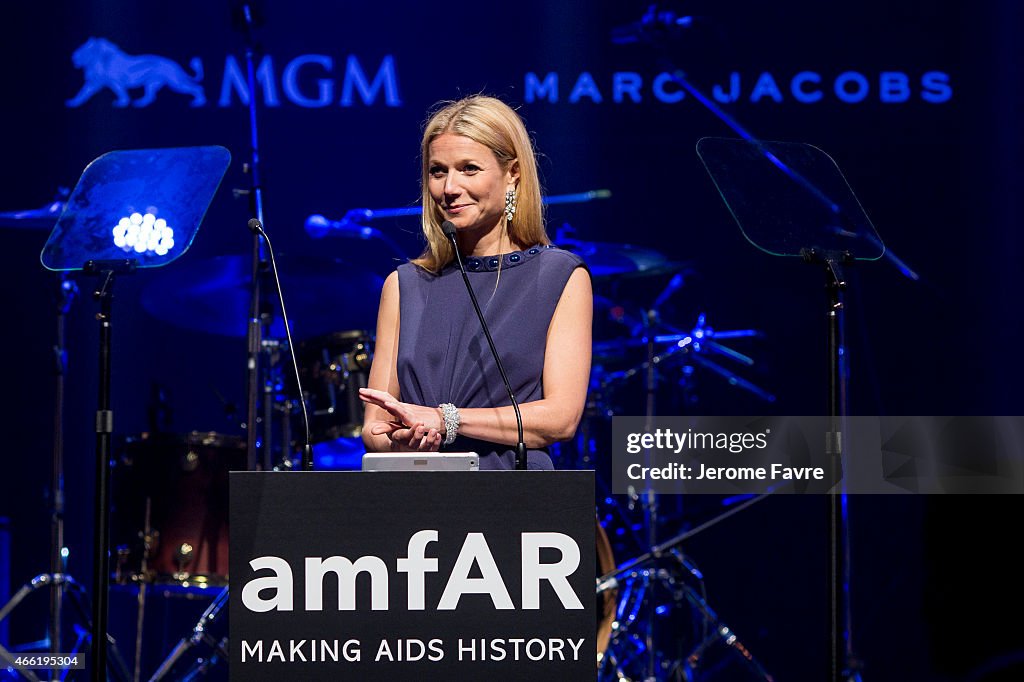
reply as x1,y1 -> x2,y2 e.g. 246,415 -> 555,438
1,2 -> 1022,679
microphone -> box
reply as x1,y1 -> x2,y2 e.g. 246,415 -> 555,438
304,213 -> 378,240
246,218 -> 314,471
611,4 -> 694,45
441,220 -> 528,470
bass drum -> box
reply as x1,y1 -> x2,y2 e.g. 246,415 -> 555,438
112,431 -> 246,585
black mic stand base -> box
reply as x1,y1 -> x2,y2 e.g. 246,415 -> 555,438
514,443 -> 527,471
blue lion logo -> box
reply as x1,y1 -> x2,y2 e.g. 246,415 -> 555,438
66,37 -> 206,108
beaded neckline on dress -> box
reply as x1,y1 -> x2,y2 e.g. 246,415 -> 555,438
460,244 -> 559,273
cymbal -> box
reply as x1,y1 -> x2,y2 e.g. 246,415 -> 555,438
559,239 -> 683,279
0,201 -> 65,230
140,254 -> 385,338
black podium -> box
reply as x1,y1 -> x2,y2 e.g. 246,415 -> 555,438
230,471 -> 596,681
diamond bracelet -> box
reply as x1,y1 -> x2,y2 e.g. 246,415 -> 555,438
439,402 -> 460,446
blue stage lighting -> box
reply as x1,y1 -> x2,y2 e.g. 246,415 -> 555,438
313,436 -> 365,470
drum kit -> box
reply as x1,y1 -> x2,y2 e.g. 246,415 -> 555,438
3,197 -> 775,681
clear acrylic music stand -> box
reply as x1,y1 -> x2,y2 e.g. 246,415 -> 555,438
697,137 -> 884,682
696,137 -> 884,261
25,146 -> 229,682
697,136 -> 884,417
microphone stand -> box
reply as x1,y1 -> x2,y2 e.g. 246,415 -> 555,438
442,222 -> 527,470
49,274 -> 76,656
236,1 -> 271,471
86,259 -> 135,682
247,219 -> 315,471
0,275 -> 80,677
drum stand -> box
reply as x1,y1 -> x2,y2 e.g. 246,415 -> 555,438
593,301 -> 776,680
641,310 -> 661,680
0,573 -> 131,682
599,494 -> 776,682
0,275 -> 93,679
0,575 -> 81,682
599,552 -> 772,682
147,588 -> 228,682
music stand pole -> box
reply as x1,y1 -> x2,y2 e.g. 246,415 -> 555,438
86,259 -> 134,682
802,249 -> 857,681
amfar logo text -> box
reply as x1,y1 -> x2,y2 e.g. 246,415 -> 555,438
66,37 -> 401,109
241,530 -> 584,612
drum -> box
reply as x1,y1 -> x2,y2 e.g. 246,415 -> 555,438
112,431 -> 246,585
297,329 -> 373,469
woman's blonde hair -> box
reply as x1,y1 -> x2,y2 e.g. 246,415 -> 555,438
412,95 -> 549,272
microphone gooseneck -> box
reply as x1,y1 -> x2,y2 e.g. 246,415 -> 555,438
247,218 -> 314,471
442,221 -> 527,470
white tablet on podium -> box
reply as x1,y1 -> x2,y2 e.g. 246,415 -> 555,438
361,452 -> 480,472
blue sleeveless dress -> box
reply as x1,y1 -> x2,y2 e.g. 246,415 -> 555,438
396,245 -> 586,470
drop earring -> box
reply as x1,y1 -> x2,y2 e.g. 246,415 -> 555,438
504,188 -> 517,222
